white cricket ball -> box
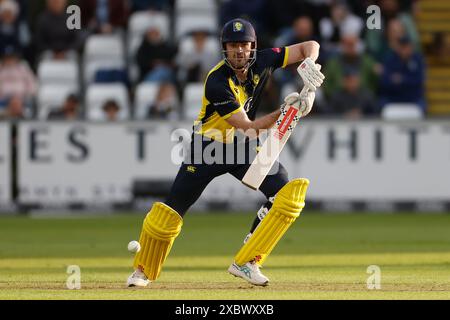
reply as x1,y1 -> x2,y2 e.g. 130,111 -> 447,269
127,240 -> 141,253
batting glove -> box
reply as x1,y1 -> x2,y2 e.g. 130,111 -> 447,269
297,57 -> 325,92
283,90 -> 315,118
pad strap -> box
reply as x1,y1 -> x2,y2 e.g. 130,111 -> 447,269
234,178 -> 309,266
133,202 -> 183,280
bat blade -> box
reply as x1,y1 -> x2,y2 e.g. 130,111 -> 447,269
242,87 -> 307,190
241,127 -> 293,190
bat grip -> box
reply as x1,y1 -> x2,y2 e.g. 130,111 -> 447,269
299,86 -> 308,95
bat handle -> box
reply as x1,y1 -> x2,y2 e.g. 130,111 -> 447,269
299,86 -> 308,95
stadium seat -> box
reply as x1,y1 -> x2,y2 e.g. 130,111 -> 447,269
37,60 -> 79,90
175,0 -> 217,14
85,84 -> 130,121
174,13 -> 218,40
176,35 -> 221,83
178,35 -> 220,56
39,50 -> 79,63
84,34 -> 125,61
381,103 -> 424,120
83,59 -> 126,85
127,31 -> 145,83
182,83 -> 203,120
83,34 -> 126,87
134,82 -> 160,119
37,84 -> 78,120
128,11 -> 170,42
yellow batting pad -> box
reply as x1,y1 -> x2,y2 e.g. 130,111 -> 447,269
133,202 -> 183,280
234,178 -> 309,266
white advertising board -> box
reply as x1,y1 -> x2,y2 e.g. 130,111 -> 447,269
0,123 -> 11,204
18,120 -> 450,204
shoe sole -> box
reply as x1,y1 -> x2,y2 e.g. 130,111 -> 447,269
127,284 -> 148,288
127,280 -> 150,288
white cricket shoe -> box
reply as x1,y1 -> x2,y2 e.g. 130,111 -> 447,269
228,261 -> 269,286
127,269 -> 150,287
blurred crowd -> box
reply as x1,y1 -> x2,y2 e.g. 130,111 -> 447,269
0,0 -> 431,122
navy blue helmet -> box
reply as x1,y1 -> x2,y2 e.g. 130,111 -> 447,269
220,18 -> 257,71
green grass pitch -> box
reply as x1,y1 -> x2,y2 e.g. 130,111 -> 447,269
0,211 -> 449,299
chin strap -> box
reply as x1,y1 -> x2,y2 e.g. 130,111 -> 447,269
222,48 -> 257,74
223,57 -> 249,74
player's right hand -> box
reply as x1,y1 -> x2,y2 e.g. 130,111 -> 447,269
283,90 -> 315,118
297,57 -> 324,92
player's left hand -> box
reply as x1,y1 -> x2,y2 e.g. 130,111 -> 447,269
283,90 -> 315,118
297,57 -> 325,92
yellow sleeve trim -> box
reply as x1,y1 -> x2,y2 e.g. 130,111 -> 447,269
282,46 -> 290,68
222,106 -> 244,120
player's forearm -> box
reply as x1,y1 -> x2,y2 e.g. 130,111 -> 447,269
287,41 -> 320,65
227,109 -> 280,137
236,110 -> 280,139
300,41 -> 320,62
243,110 -> 281,138
251,110 -> 281,131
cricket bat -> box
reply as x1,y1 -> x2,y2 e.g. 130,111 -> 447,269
242,86 -> 308,190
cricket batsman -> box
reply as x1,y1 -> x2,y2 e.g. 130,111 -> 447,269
127,18 -> 324,287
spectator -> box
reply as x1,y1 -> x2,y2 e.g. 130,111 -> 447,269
147,83 -> 179,120
323,32 -> 379,99
80,0 -> 129,34
47,94 -> 81,120
4,0 -> 28,22
266,0 -> 319,39
329,66 -> 377,119
175,30 -> 221,84
275,15 -> 318,48
0,0 -> 30,55
0,46 -> 37,105
319,0 -> 364,58
0,95 -> 25,120
346,0 -> 374,17
365,0 -> 420,61
136,26 -> 177,83
35,0 -> 80,56
385,18 -> 407,55
102,99 -> 121,121
366,17 -> 415,64
220,0 -> 269,44
274,16 -> 318,88
379,35 -> 426,112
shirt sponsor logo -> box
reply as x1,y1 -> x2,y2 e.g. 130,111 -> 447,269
213,100 -> 234,106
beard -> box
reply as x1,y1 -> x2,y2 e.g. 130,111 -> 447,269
230,56 -> 249,70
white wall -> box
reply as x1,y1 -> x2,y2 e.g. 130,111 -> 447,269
16,120 -> 450,204
0,123 -> 11,204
